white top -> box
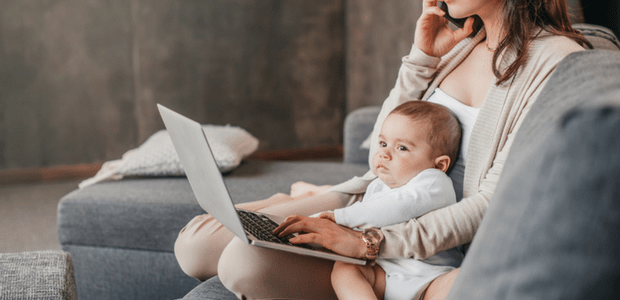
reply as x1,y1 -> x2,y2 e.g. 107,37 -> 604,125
428,88 -> 480,201
333,168 -> 456,229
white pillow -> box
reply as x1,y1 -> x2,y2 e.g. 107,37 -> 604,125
79,125 -> 259,188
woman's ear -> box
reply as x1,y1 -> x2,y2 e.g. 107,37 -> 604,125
434,155 -> 451,173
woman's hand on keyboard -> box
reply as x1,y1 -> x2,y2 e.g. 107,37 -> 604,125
274,215 -> 366,259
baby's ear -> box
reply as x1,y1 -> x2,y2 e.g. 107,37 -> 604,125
434,155 -> 451,173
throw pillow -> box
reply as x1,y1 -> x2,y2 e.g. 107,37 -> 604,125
79,125 -> 258,188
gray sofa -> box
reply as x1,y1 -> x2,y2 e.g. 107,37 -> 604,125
57,24 -> 620,300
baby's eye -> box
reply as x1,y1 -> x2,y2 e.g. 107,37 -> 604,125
380,141 -> 387,147
397,145 -> 408,151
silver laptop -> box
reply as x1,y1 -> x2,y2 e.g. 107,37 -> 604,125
157,104 -> 366,265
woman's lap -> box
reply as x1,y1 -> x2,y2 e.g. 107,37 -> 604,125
218,237 -> 338,299
174,191 -> 360,295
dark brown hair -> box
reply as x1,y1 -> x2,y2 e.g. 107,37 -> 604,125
493,0 -> 592,85
390,101 -> 462,173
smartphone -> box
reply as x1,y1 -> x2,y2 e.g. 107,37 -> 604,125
437,1 -> 467,28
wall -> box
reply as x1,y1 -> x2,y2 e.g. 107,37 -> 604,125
581,0 -> 620,38
0,0 -> 346,170
346,0 -> 419,111
1,0 -> 598,171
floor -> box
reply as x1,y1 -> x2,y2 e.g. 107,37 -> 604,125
0,179 -> 82,253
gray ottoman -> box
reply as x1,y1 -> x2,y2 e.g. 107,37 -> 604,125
0,251 -> 77,300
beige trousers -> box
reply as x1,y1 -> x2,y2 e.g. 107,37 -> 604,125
174,191 -> 361,299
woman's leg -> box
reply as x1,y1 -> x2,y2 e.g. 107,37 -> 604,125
218,192 -> 360,299
174,193 -> 301,280
175,191 -> 360,281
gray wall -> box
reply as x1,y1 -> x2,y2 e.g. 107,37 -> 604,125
346,0 -> 418,111
1,0 -> 589,170
0,0 -> 355,170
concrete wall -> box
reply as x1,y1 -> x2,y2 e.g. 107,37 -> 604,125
0,0 -> 348,169
346,0 -> 419,111
0,0 -> 598,170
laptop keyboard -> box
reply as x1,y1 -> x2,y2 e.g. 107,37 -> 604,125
237,210 -> 297,246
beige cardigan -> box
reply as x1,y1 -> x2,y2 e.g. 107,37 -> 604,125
330,28 -> 584,259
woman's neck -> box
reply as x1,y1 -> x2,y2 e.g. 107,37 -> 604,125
479,4 -> 506,49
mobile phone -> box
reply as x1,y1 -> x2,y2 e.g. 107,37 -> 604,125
437,1 -> 467,28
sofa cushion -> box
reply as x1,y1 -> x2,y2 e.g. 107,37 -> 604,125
445,51 -> 620,298
58,161 -> 369,252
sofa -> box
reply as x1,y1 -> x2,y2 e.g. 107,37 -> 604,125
57,24 -> 620,300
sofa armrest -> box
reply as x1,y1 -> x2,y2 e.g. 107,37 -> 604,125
343,106 -> 380,164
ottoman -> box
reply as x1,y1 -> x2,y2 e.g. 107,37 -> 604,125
0,250 -> 77,300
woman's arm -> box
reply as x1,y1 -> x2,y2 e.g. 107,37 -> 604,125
379,36 -> 586,260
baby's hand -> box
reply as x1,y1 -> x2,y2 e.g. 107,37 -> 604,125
318,212 -> 336,223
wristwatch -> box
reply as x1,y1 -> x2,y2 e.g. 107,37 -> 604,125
362,227 -> 384,261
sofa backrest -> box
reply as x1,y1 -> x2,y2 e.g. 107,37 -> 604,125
574,23 -> 620,51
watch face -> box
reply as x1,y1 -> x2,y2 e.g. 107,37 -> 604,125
364,229 -> 382,244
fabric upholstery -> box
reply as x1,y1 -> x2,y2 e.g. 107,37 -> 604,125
343,106 -> 380,164
180,276 -> 236,300
0,251 -> 77,300
64,245 -> 198,300
574,23 -> 620,51
446,51 -> 620,299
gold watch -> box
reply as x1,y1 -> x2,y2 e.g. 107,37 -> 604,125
362,227 -> 384,261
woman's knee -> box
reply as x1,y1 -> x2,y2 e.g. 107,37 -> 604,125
218,237 -> 337,299
217,238 -> 274,297
174,214 -> 231,281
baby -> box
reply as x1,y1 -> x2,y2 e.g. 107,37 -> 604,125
321,101 -> 463,300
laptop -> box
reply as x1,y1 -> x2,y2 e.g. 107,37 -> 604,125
157,104 -> 366,265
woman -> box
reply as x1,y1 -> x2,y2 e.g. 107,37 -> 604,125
175,0 -> 591,298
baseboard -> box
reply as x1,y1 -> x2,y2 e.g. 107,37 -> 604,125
0,146 -> 343,185
0,163 -> 104,185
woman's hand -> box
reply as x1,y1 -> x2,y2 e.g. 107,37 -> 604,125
274,215 -> 367,259
415,0 -> 475,57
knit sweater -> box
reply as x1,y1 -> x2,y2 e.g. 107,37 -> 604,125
329,28 -> 584,259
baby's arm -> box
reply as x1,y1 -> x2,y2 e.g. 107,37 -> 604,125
335,170 -> 455,228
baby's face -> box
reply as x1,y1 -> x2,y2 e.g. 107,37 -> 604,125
372,114 -> 437,189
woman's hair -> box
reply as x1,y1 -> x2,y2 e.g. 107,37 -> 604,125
390,101 -> 462,173
493,0 -> 592,85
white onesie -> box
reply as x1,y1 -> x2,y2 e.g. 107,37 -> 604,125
329,168 -> 463,300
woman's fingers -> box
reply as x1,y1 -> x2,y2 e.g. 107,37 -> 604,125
422,0 -> 438,9
424,6 -> 446,18
273,215 -> 304,235
453,17 -> 475,40
274,215 -> 325,237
